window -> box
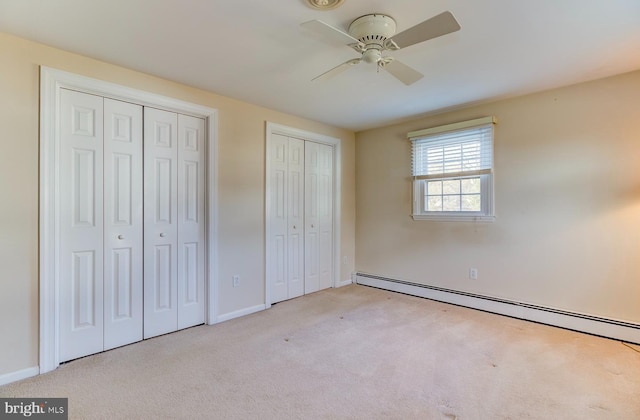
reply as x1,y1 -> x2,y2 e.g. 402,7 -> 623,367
409,116 -> 496,221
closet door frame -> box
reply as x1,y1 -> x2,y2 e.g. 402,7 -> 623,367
39,67 -> 219,374
265,122 -> 342,308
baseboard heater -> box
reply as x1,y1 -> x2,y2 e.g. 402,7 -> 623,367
355,272 -> 640,345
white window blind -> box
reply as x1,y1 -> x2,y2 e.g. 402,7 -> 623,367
410,120 -> 494,180
408,117 -> 496,221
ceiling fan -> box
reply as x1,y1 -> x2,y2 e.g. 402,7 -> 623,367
301,11 -> 461,85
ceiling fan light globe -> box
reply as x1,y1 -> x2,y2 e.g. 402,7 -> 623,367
363,49 -> 381,63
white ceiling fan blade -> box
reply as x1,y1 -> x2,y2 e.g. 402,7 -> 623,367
312,58 -> 362,82
301,20 -> 363,50
382,59 -> 424,85
384,11 -> 460,50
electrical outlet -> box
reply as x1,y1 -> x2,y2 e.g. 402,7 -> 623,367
343,256 -> 348,265
469,268 -> 478,280
232,275 -> 240,287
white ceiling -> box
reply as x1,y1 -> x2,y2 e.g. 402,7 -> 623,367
1,0 -> 639,131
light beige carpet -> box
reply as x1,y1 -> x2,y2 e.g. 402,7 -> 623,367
1,284 -> 639,419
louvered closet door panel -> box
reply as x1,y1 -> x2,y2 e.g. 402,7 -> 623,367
269,134 -> 289,303
317,143 -> 333,291
103,98 -> 143,350
287,137 -> 305,299
59,89 -> 105,362
304,142 -> 320,294
144,108 -> 179,339
177,114 -> 206,329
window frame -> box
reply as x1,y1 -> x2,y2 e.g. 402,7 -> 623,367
409,117 -> 496,222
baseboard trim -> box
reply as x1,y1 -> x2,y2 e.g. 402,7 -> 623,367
0,366 -> 40,386
355,273 -> 640,345
216,304 -> 266,323
336,278 -> 353,288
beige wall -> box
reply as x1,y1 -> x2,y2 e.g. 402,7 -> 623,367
356,70 -> 640,324
0,32 -> 356,376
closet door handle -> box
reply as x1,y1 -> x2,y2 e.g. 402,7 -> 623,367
293,225 -> 297,229
117,234 -> 124,240
160,233 -> 166,238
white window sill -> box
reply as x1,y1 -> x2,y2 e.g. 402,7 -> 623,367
412,214 -> 496,222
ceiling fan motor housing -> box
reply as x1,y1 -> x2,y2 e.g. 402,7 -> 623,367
348,14 -> 396,62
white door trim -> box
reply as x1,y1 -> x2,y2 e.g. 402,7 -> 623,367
265,122 -> 341,308
39,67 -> 219,374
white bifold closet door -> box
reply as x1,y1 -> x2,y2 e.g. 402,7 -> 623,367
143,108 -> 205,339
103,98 -> 144,350
270,135 -> 305,303
59,90 -> 143,362
269,134 -> 333,303
59,90 -> 205,362
304,141 -> 333,294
